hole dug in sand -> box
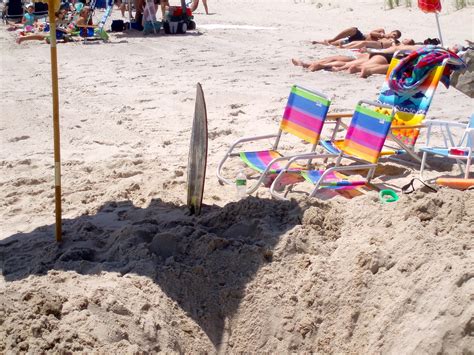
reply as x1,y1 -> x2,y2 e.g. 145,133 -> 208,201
1,190 -> 473,353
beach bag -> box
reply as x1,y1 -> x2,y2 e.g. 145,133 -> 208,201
130,21 -> 144,31
143,21 -> 162,34
111,19 -> 125,32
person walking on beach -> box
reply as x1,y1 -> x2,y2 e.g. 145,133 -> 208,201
313,27 -> 401,46
190,0 -> 209,14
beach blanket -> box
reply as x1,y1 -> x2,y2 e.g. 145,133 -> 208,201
389,46 -> 466,91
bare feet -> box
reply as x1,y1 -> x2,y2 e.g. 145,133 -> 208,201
291,58 -> 309,68
308,63 -> 323,71
333,64 -> 349,72
311,39 -> 329,45
360,67 -> 372,78
348,65 -> 360,74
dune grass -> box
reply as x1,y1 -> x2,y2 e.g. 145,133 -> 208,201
386,0 -> 471,10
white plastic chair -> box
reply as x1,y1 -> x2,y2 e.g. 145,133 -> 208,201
419,114 -> 474,180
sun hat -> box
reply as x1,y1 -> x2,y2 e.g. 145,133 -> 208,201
25,2 -> 34,8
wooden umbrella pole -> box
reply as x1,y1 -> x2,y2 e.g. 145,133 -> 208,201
48,4 -> 62,242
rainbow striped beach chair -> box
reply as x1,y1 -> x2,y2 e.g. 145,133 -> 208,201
216,85 -> 331,194
270,100 -> 395,200
320,51 -> 448,163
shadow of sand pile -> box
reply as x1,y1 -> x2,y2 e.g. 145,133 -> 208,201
1,191 -> 473,353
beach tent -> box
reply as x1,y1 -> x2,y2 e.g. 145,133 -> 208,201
418,0 -> 444,46
31,0 -> 62,242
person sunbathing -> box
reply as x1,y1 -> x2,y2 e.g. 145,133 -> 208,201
292,54 -> 367,72
313,27 -> 401,46
339,43 -> 421,78
341,37 -> 414,50
292,41 -> 419,77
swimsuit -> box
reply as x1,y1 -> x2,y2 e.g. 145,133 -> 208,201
348,28 -> 365,43
369,52 -> 394,63
23,13 -> 35,26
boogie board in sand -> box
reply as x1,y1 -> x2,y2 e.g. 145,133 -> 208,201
187,83 -> 208,215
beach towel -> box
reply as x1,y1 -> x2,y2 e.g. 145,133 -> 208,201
389,46 -> 466,91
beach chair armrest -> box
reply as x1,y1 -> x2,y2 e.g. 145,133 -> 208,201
226,133 -> 280,154
327,113 -> 352,121
423,119 -> 467,129
423,122 -> 471,148
232,134 -> 280,145
391,124 -> 425,130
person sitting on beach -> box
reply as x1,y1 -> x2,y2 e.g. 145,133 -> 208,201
75,6 -> 96,36
22,3 -> 37,26
313,27 -> 401,46
7,3 -> 37,31
16,9 -> 72,44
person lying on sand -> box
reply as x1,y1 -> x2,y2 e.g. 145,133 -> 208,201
341,37 -> 414,50
313,27 -> 401,46
292,42 -> 419,78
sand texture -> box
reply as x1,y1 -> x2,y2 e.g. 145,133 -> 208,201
1,0 -> 473,353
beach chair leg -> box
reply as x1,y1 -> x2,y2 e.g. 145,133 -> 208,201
460,153 -> 472,179
367,166 -> 376,181
389,133 -> 423,164
216,152 -> 234,185
269,170 -> 288,200
419,151 -> 428,180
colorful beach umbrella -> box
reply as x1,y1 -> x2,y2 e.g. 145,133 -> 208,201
418,0 -> 444,46
418,0 -> 442,13
32,0 -> 63,242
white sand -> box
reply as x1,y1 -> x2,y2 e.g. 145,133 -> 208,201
0,0 -> 473,352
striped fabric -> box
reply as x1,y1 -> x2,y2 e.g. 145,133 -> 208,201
301,170 -> 367,190
280,85 -> 330,145
239,85 -> 330,175
320,139 -> 405,156
378,57 -> 445,147
340,105 -> 394,164
320,57 -> 445,158
239,150 -> 304,173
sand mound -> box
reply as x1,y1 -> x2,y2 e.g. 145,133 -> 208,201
1,190 -> 473,353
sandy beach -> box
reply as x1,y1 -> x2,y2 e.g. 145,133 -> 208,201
1,0 -> 473,352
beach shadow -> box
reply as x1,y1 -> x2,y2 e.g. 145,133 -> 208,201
0,196 -> 303,349
113,30 -> 203,39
